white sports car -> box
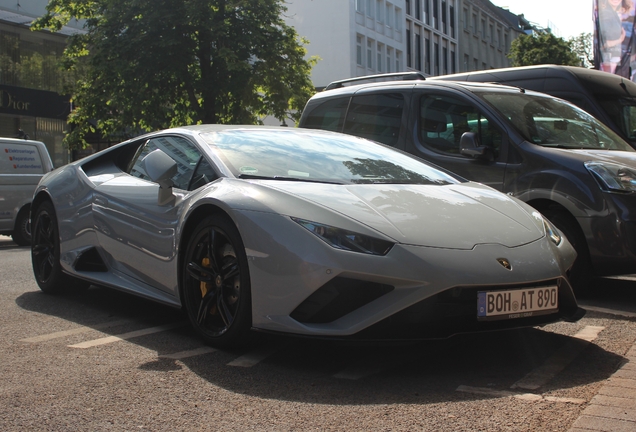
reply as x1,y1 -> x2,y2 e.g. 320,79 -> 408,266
31,126 -> 583,346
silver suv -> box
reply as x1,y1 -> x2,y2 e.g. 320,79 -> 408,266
0,138 -> 54,245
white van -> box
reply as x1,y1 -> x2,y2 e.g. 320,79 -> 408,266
0,138 -> 54,245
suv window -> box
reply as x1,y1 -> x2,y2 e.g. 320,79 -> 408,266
343,93 -> 404,146
419,94 -> 502,158
129,135 -> 203,190
302,97 -> 349,132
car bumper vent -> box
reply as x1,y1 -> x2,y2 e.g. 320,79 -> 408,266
290,277 -> 394,324
74,247 -> 108,272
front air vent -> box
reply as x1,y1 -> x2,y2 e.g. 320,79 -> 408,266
290,277 -> 394,324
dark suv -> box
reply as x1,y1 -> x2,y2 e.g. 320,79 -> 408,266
299,73 -> 636,291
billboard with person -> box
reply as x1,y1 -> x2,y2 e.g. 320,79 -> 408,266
594,0 -> 636,79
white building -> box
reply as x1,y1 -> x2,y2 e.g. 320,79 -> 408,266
284,0 -> 527,88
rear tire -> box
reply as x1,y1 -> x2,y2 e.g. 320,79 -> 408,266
31,201 -> 90,294
543,208 -> 594,296
11,207 -> 31,246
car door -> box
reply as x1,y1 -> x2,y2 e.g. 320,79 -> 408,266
407,91 -> 509,191
92,134 -> 217,295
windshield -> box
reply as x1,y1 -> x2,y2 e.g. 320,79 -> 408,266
200,129 -> 461,185
597,96 -> 636,142
480,92 -> 634,151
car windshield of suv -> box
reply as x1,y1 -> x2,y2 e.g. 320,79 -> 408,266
200,128 -> 462,185
480,92 -> 634,151
597,96 -> 636,142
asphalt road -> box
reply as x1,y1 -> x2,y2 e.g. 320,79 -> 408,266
1,235 -> 635,431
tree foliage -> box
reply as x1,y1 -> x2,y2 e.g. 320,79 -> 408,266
568,33 -> 594,68
507,32 -> 581,67
33,0 -> 318,148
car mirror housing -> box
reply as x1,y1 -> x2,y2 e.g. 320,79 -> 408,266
460,132 -> 491,160
142,149 -> 177,205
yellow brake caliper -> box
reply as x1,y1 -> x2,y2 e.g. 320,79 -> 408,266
200,257 -> 217,315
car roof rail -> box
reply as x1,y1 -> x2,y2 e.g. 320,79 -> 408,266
324,72 -> 426,91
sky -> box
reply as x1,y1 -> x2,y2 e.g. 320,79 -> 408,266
490,0 -> 594,40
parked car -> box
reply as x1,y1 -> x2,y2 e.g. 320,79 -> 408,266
432,65 -> 636,149
299,73 -> 636,291
30,125 -> 582,346
0,138 -> 54,245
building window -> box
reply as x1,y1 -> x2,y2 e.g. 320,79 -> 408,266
472,14 -> 477,34
377,43 -> 383,72
356,35 -> 363,66
490,24 -> 494,44
464,54 -> 469,71
367,0 -> 375,18
463,8 -> 468,30
386,3 -> 392,28
396,50 -> 402,71
497,28 -> 502,48
377,0 -> 384,24
434,42 -> 439,75
449,4 -> 455,37
432,0 -> 438,29
443,46 -> 448,75
425,38 -> 431,74
474,58 -> 478,71
395,7 -> 402,31
405,0 -> 411,16
442,1 -> 447,34
451,49 -> 456,73
416,32 -> 422,71
415,0 -> 421,21
356,0 -> 364,14
406,28 -> 412,68
367,39 -> 374,69
481,19 -> 486,38
387,47 -> 393,72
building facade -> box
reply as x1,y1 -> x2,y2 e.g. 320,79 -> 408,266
284,0 -> 530,89
0,0 -> 83,167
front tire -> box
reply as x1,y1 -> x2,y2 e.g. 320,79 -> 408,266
543,208 -> 594,295
31,201 -> 89,294
182,214 -> 252,347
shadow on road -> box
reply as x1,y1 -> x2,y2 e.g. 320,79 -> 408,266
14,283 -> 629,406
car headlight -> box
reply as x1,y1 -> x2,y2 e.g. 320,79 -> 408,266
291,217 -> 394,256
532,211 -> 562,246
585,161 -> 636,193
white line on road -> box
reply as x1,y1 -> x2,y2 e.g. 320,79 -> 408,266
20,320 -> 130,343
510,325 -> 605,390
227,348 -> 277,367
68,322 -> 186,349
456,385 -> 585,404
159,346 -> 217,360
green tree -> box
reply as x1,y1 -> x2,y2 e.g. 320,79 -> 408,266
508,32 -> 580,67
568,32 -> 594,68
33,0 -> 317,148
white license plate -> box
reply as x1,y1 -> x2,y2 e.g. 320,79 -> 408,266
477,286 -> 559,320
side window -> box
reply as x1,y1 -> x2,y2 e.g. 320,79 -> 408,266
129,136 -> 203,190
343,93 -> 405,146
188,157 -> 218,191
302,97 -> 349,132
419,94 -> 502,157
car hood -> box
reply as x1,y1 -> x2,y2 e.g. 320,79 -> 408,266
262,181 -> 543,249
568,149 -> 636,165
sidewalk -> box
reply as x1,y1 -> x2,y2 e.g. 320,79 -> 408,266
568,341 -> 636,432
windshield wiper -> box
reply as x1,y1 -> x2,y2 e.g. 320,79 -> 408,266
238,174 -> 346,185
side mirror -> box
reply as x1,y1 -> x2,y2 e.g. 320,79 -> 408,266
460,132 -> 490,160
142,149 -> 177,205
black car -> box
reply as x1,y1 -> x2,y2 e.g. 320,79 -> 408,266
432,65 -> 636,149
299,73 -> 636,292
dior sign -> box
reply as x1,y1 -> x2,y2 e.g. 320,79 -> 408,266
0,90 -> 31,111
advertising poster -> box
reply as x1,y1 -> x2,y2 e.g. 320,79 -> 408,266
594,0 -> 636,80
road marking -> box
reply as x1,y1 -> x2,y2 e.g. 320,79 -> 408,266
159,346 -> 216,360
20,320 -> 130,343
68,322 -> 186,349
456,385 -> 585,404
510,326 -> 605,390
227,348 -> 277,367
578,304 -> 636,319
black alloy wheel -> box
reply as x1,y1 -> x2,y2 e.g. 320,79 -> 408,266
12,207 -> 31,246
183,214 -> 252,347
31,201 -> 89,293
